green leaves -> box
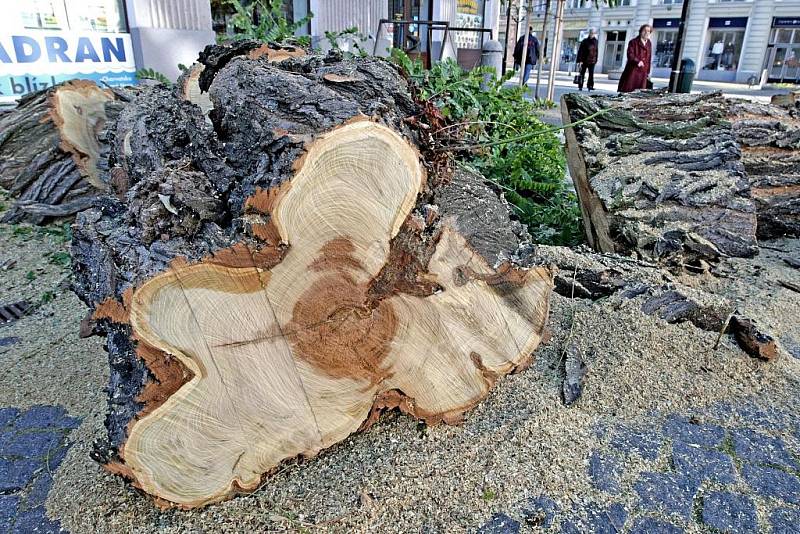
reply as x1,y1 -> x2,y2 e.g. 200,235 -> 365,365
135,68 -> 172,86
391,50 -> 583,246
225,0 -> 312,45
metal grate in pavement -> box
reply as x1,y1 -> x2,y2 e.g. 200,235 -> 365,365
0,301 -> 31,325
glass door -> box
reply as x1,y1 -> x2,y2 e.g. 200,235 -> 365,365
603,31 -> 626,73
768,27 -> 800,82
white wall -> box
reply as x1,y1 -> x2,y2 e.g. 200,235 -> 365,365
126,0 -> 216,80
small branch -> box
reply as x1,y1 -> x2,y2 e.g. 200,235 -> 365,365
434,107 -> 613,152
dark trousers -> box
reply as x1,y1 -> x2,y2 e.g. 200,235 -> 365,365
579,63 -> 595,90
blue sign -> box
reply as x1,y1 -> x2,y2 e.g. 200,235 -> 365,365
0,30 -> 136,102
708,17 -> 748,29
653,18 -> 681,29
773,18 -> 800,28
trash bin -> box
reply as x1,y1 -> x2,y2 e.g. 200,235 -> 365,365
676,58 -> 696,93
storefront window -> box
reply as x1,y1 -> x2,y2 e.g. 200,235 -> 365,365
20,1 -> 67,30
67,1 -> 126,33
17,0 -> 126,33
768,24 -> 800,81
455,0 -> 485,49
653,29 -> 677,68
702,19 -> 746,72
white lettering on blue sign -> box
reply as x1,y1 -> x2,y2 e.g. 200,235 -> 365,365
0,36 -> 126,63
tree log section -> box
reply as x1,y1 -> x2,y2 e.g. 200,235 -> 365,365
562,92 -> 759,266
72,51 -> 553,508
729,101 -> 800,238
0,80 -> 115,223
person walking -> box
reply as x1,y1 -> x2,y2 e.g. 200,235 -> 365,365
618,24 -> 652,93
513,27 -> 540,86
576,28 -> 598,91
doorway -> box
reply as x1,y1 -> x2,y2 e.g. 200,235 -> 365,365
603,30 -> 626,73
767,26 -> 800,82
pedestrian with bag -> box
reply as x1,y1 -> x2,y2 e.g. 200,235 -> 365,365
513,27 -> 541,86
576,28 -> 598,91
618,24 -> 653,93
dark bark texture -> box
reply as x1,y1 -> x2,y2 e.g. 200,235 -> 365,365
562,91 -> 760,268
0,82 -> 121,224
562,92 -> 800,265
729,101 -> 800,238
71,48 -> 532,469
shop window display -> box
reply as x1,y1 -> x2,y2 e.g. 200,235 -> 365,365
702,29 -> 745,72
16,0 -> 126,33
653,29 -> 677,68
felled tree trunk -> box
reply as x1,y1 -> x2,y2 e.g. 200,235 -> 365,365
0,80 -> 117,223
72,48 -> 553,509
729,101 -> 800,238
562,92 -> 759,267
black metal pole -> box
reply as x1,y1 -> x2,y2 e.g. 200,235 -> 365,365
502,0 -> 514,75
668,0 -> 690,93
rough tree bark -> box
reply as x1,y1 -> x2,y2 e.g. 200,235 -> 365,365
729,100 -> 800,238
562,91 -> 762,267
72,48 -> 553,508
562,92 -> 800,263
0,80 -> 118,223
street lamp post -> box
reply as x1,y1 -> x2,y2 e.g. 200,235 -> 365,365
668,0 -> 691,93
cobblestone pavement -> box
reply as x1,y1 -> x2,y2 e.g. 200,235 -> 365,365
477,399 -> 800,533
0,406 -> 80,534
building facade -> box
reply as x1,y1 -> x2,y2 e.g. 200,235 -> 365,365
214,1 -> 503,70
0,0 -> 215,103
527,0 -> 800,84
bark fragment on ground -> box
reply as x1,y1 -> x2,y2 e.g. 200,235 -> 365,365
71,49 -> 554,508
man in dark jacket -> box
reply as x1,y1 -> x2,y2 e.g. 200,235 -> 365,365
576,28 -> 598,91
513,27 -> 540,86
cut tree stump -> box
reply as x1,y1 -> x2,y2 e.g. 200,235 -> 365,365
0,80 -> 118,223
72,48 -> 553,508
562,92 -> 773,267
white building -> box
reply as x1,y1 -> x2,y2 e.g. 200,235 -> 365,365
532,0 -> 800,84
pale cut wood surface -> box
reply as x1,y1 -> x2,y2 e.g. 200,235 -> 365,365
122,121 -> 551,507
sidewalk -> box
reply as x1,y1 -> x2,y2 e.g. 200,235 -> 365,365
504,71 -> 793,105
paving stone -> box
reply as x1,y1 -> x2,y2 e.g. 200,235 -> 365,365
588,450 -> 621,493
0,336 -> 20,348
770,507 -> 800,534
1,431 -> 64,458
14,406 -> 79,431
663,415 -> 725,448
629,517 -> 684,534
672,441 -> 735,484
0,458 -> 41,493
0,407 -> 19,428
634,472 -> 699,519
583,502 -> 627,533
0,494 -> 20,529
44,444 -> 69,472
560,502 -> 627,534
732,428 -> 799,470
609,427 -> 663,460
521,495 -> 558,529
734,405 -> 791,431
11,506 -> 63,534
25,473 -> 54,509
477,512 -> 520,533
742,464 -> 800,505
780,335 -> 800,359
701,491 -> 758,533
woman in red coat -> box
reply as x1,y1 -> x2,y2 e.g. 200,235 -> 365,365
618,24 -> 652,93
